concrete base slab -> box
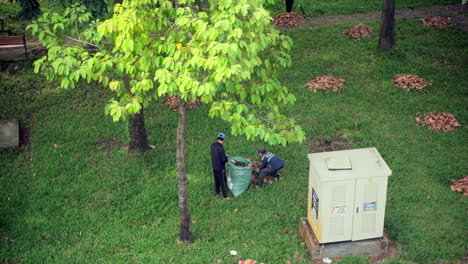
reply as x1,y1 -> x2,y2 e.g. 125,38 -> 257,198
299,218 -> 389,261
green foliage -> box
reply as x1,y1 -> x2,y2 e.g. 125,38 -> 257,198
11,0 -> 41,20
29,0 -> 305,146
49,0 -> 109,18
1,18 -> 467,264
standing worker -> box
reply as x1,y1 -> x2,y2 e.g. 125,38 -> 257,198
211,133 -> 230,199
256,147 -> 284,188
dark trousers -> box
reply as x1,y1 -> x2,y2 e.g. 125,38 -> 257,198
213,169 -> 228,197
257,167 -> 282,187
286,0 -> 294,12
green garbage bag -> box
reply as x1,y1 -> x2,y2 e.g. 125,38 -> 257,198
227,157 -> 252,197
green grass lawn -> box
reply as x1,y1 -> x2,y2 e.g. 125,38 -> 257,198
1,18 -> 467,263
267,0 -> 460,16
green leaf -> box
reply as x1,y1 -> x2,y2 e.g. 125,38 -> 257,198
61,78 -> 69,89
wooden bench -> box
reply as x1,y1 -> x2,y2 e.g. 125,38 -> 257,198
0,35 -> 27,56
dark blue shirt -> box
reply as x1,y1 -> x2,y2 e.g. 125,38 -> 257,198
261,152 -> 284,171
211,141 -> 228,170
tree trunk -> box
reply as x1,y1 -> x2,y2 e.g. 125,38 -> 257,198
128,108 -> 150,154
379,0 -> 396,50
285,0 -> 294,13
176,98 -> 192,243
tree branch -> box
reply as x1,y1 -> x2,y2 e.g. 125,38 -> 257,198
241,101 -> 275,127
64,35 -> 99,48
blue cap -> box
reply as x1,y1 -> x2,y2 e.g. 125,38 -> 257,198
218,133 -> 226,140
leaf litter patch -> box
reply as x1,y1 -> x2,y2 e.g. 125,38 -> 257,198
450,176 -> 468,197
164,95 -> 200,111
421,16 -> 452,29
272,12 -> 307,28
308,130 -> 362,153
343,24 -> 375,39
393,74 -> 430,91
304,75 -> 345,92
415,112 -> 461,132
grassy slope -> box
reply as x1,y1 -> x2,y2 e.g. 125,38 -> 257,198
267,0 -> 459,16
1,19 -> 467,263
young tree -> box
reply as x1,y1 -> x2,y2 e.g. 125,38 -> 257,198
30,0 -> 306,242
379,0 -> 395,50
28,4 -> 151,153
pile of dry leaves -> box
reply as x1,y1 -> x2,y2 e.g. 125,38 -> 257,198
415,112 -> 461,132
272,12 -> 307,28
343,24 -> 375,39
164,95 -> 200,111
393,74 -> 430,91
450,176 -> 468,197
421,16 -> 452,29
304,75 -> 346,92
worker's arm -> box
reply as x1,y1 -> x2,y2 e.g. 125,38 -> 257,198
219,146 -> 228,164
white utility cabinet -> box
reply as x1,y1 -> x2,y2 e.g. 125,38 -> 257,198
307,147 -> 392,244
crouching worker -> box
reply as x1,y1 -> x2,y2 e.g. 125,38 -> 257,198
256,147 -> 284,188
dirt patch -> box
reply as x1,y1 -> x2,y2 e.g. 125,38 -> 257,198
19,126 -> 31,146
369,236 -> 398,263
304,75 -> 346,93
393,74 -> 430,91
422,16 -> 452,28
415,112 -> 461,132
308,130 -> 361,153
343,24 -> 376,39
308,138 -> 349,152
91,138 -> 123,153
272,12 -> 307,28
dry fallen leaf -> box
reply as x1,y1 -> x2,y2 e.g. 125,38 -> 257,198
304,75 -> 346,92
343,24 -> 375,39
164,95 -> 200,111
272,12 -> 307,28
421,16 -> 452,28
169,257 -> 174,263
450,176 -> 468,196
416,112 -> 461,132
393,74 -> 430,91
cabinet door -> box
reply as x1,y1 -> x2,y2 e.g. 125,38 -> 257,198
352,177 -> 388,241
321,180 -> 355,243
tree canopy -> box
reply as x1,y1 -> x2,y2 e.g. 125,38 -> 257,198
29,0 -> 305,146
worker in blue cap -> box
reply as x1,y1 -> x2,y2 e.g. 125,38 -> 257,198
256,147 -> 284,188
210,132 -> 231,199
